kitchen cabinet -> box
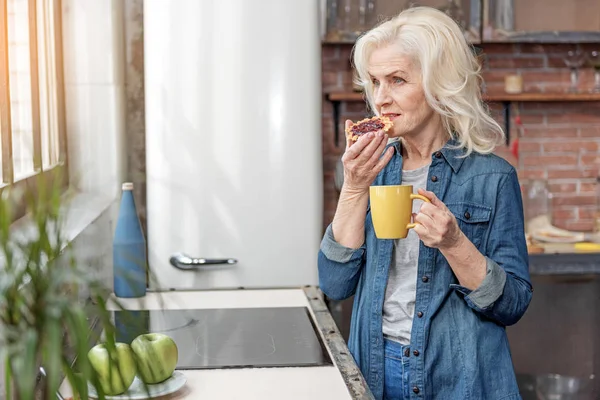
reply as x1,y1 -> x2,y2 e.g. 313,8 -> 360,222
324,0 -> 480,43
324,0 -> 600,45
483,0 -> 600,42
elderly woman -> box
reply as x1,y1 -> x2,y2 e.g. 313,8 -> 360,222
318,6 -> 532,400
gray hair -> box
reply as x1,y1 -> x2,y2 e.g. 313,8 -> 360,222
352,6 -> 504,156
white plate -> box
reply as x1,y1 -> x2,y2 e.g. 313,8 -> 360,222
531,231 -> 581,244
88,370 -> 187,399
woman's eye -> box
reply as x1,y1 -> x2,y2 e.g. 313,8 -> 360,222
371,78 -> 380,86
393,77 -> 405,84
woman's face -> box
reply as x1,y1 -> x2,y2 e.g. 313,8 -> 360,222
368,44 -> 439,139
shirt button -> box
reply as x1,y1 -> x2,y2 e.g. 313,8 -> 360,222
413,349 -> 420,356
464,211 -> 471,220
413,386 -> 420,394
431,175 -> 438,182
434,151 -> 442,158
422,276 -> 429,283
417,311 -> 423,318
404,347 -> 410,357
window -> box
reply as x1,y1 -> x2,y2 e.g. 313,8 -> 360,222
0,0 -> 67,220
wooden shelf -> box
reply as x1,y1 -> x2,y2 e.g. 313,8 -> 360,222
324,90 -> 600,149
485,92 -> 600,102
327,92 -> 364,102
326,91 -> 600,103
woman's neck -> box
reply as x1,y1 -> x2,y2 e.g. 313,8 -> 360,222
401,131 -> 448,170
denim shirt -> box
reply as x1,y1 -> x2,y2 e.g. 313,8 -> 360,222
318,140 -> 533,400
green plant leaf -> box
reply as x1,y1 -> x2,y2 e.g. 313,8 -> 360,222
15,330 -> 38,400
63,306 -> 99,399
62,356 -> 92,400
4,355 -> 12,400
43,317 -> 62,399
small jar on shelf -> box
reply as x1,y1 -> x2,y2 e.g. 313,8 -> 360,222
523,179 -> 552,234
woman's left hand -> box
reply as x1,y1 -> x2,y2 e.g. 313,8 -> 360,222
413,188 -> 463,250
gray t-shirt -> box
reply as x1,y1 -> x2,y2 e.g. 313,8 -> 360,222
382,163 -> 430,345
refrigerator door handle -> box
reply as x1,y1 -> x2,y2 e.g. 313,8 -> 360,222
169,253 -> 238,270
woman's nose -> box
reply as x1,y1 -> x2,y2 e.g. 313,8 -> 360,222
373,85 -> 391,108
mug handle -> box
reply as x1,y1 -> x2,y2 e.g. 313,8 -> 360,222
406,194 -> 431,230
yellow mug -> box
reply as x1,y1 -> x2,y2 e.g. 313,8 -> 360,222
369,185 -> 431,239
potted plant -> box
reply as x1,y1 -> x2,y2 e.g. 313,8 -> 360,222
0,176 -> 149,400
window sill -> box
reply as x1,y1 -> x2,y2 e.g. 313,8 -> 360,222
10,190 -> 117,254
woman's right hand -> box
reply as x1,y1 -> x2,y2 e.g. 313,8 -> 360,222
341,119 -> 395,193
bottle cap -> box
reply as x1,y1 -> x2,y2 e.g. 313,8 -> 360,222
122,182 -> 134,191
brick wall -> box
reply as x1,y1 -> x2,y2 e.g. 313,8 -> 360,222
321,43 -> 600,232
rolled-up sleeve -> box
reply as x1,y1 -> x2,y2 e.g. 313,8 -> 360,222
318,224 -> 366,300
451,169 -> 533,326
450,257 -> 507,309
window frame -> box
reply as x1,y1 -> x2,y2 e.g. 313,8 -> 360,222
0,0 -> 68,221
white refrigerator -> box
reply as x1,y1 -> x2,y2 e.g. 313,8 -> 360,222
144,0 -> 324,291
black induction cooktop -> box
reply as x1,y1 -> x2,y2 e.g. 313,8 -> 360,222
113,307 -> 333,369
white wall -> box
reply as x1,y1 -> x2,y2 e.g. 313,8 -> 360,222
62,0 -> 126,198
51,0 -> 130,310
57,0 -> 130,301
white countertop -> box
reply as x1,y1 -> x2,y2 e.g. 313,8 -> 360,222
60,288 -> 354,400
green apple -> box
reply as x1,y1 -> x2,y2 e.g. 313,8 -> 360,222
87,342 -> 136,395
131,333 -> 178,384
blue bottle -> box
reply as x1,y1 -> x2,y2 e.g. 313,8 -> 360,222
113,182 -> 147,298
